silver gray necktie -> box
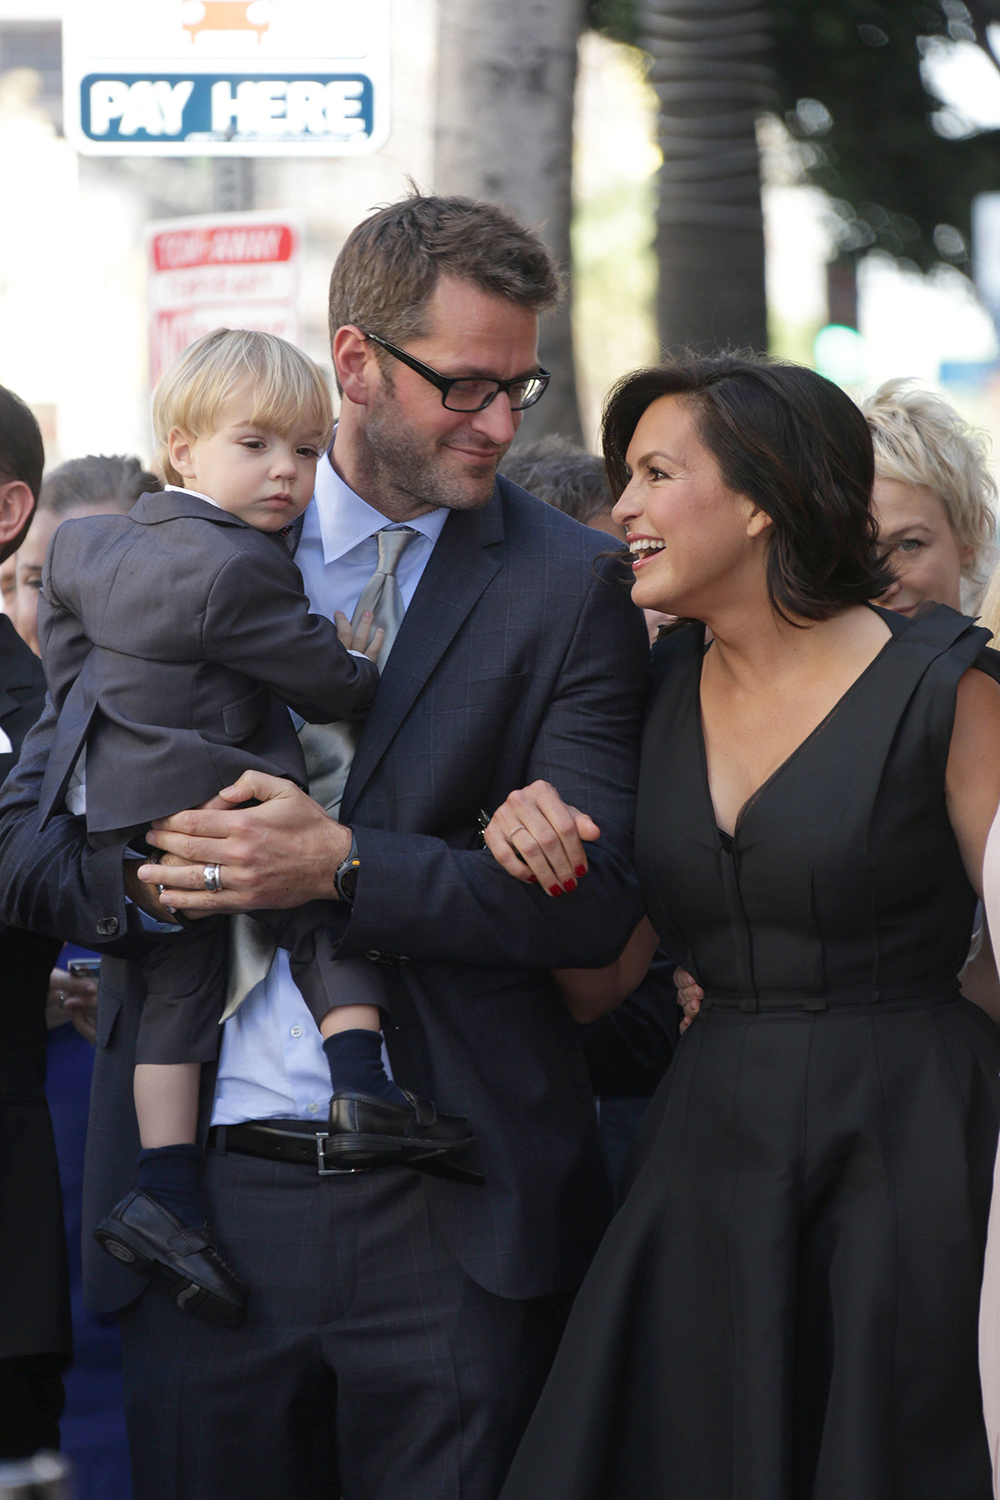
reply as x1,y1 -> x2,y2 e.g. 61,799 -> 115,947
222,527 -> 419,1021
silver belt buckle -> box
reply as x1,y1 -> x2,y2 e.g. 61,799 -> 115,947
315,1131 -> 358,1176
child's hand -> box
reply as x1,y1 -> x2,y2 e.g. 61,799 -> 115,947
335,609 -> 385,664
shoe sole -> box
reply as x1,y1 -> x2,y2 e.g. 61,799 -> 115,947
94,1221 -> 247,1328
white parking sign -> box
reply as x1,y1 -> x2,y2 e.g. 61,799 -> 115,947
63,0 -> 390,156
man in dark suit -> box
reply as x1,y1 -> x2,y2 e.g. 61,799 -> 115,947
0,384 -> 71,1460
0,194 -> 649,1499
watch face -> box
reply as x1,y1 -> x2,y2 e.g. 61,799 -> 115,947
340,866 -> 360,902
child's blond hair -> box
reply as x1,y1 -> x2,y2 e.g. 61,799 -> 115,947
153,328 -> 333,487
863,379 -> 998,587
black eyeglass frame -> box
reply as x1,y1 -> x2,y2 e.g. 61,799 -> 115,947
363,331 -> 550,412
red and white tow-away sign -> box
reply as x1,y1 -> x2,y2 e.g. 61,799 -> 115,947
147,210 -> 303,385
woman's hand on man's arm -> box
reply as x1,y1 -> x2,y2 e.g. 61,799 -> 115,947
483,780 -> 600,896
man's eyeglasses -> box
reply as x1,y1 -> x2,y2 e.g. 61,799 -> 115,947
363,332 -> 550,413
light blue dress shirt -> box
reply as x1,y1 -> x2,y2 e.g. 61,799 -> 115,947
211,449 -> 448,1127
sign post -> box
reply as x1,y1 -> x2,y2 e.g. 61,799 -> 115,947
146,211 -> 303,386
63,1 -> 390,157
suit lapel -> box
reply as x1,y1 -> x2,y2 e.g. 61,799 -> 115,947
340,492 -> 505,821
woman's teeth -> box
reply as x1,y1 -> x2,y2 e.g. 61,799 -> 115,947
629,538 -> 665,555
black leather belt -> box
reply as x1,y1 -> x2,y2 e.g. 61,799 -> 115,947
206,1119 -> 364,1175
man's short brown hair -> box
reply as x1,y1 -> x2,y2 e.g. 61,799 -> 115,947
328,191 -> 561,358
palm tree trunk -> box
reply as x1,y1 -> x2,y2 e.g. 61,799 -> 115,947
434,0 -> 585,444
638,0 -> 774,353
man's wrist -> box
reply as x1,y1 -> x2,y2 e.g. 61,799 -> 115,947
334,829 -> 360,905
315,819 -> 354,901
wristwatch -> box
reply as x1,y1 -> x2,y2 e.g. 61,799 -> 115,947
334,830 -> 361,905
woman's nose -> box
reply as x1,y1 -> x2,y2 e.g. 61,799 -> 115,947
612,483 -> 641,530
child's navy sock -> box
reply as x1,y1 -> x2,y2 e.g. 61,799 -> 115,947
137,1143 -> 205,1226
324,1028 -> 408,1106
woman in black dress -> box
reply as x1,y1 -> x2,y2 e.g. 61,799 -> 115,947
487,356 -> 1000,1500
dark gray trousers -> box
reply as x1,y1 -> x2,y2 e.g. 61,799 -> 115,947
119,1147 -> 571,1500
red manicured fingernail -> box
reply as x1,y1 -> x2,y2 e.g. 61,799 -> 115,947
527,875 -> 538,883
563,879 -> 576,893
549,885 -> 562,897
575,865 -> 586,878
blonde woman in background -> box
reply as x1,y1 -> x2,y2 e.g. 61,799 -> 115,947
865,378 -> 997,617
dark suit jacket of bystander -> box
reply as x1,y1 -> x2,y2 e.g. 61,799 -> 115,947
0,614 -> 69,1362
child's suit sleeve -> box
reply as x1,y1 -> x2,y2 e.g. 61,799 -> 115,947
200,542 -> 378,723
37,530 -> 97,716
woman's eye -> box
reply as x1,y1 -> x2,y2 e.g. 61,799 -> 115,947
897,538 -> 923,554
648,467 -> 669,482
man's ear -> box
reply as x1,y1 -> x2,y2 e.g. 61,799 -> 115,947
333,325 -> 378,408
168,427 -> 197,479
0,479 -> 35,562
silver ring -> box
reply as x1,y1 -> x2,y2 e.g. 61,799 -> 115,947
203,863 -> 222,893
508,825 -> 527,841
57,989 -> 66,1004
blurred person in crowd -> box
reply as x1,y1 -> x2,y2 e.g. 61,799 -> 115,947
501,433 -> 625,535
0,192 -> 649,1500
978,782 -> 1000,1493
0,383 -> 71,1461
502,435 -> 677,1187
14,451 -> 158,1498
9,427 -> 145,1500
867,379 -> 997,616
14,454 -> 161,657
490,354 -> 1000,1500
503,435 -> 674,644
0,553 -> 16,617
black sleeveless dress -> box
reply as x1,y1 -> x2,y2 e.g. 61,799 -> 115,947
501,604 -> 1000,1500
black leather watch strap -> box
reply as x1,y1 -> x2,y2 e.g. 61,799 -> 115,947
334,831 -> 360,905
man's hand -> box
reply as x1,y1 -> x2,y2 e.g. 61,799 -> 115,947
45,967 -> 99,1043
136,771 -> 352,914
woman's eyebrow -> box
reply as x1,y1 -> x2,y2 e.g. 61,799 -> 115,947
880,521 -> 934,540
636,449 -> 678,468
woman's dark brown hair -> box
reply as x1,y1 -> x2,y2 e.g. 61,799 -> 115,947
601,352 -> 894,622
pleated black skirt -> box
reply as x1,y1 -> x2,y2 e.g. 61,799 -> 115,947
501,997 -> 1000,1500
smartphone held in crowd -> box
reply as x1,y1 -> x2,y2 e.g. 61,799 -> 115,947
4,188 -> 1000,1500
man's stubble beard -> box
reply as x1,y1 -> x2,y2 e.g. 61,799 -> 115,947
356,380 -> 504,521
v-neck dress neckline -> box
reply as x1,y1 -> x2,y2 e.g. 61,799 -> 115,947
698,604 -> 900,842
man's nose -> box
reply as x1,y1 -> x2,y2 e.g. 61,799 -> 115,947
471,392 -> 516,447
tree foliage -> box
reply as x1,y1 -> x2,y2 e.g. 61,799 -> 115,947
589,0 -> 1000,272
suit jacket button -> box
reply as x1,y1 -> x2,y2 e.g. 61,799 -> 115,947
97,916 -> 119,936
365,949 -> 383,962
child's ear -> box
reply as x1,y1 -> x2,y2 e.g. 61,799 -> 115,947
168,427 -> 197,480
